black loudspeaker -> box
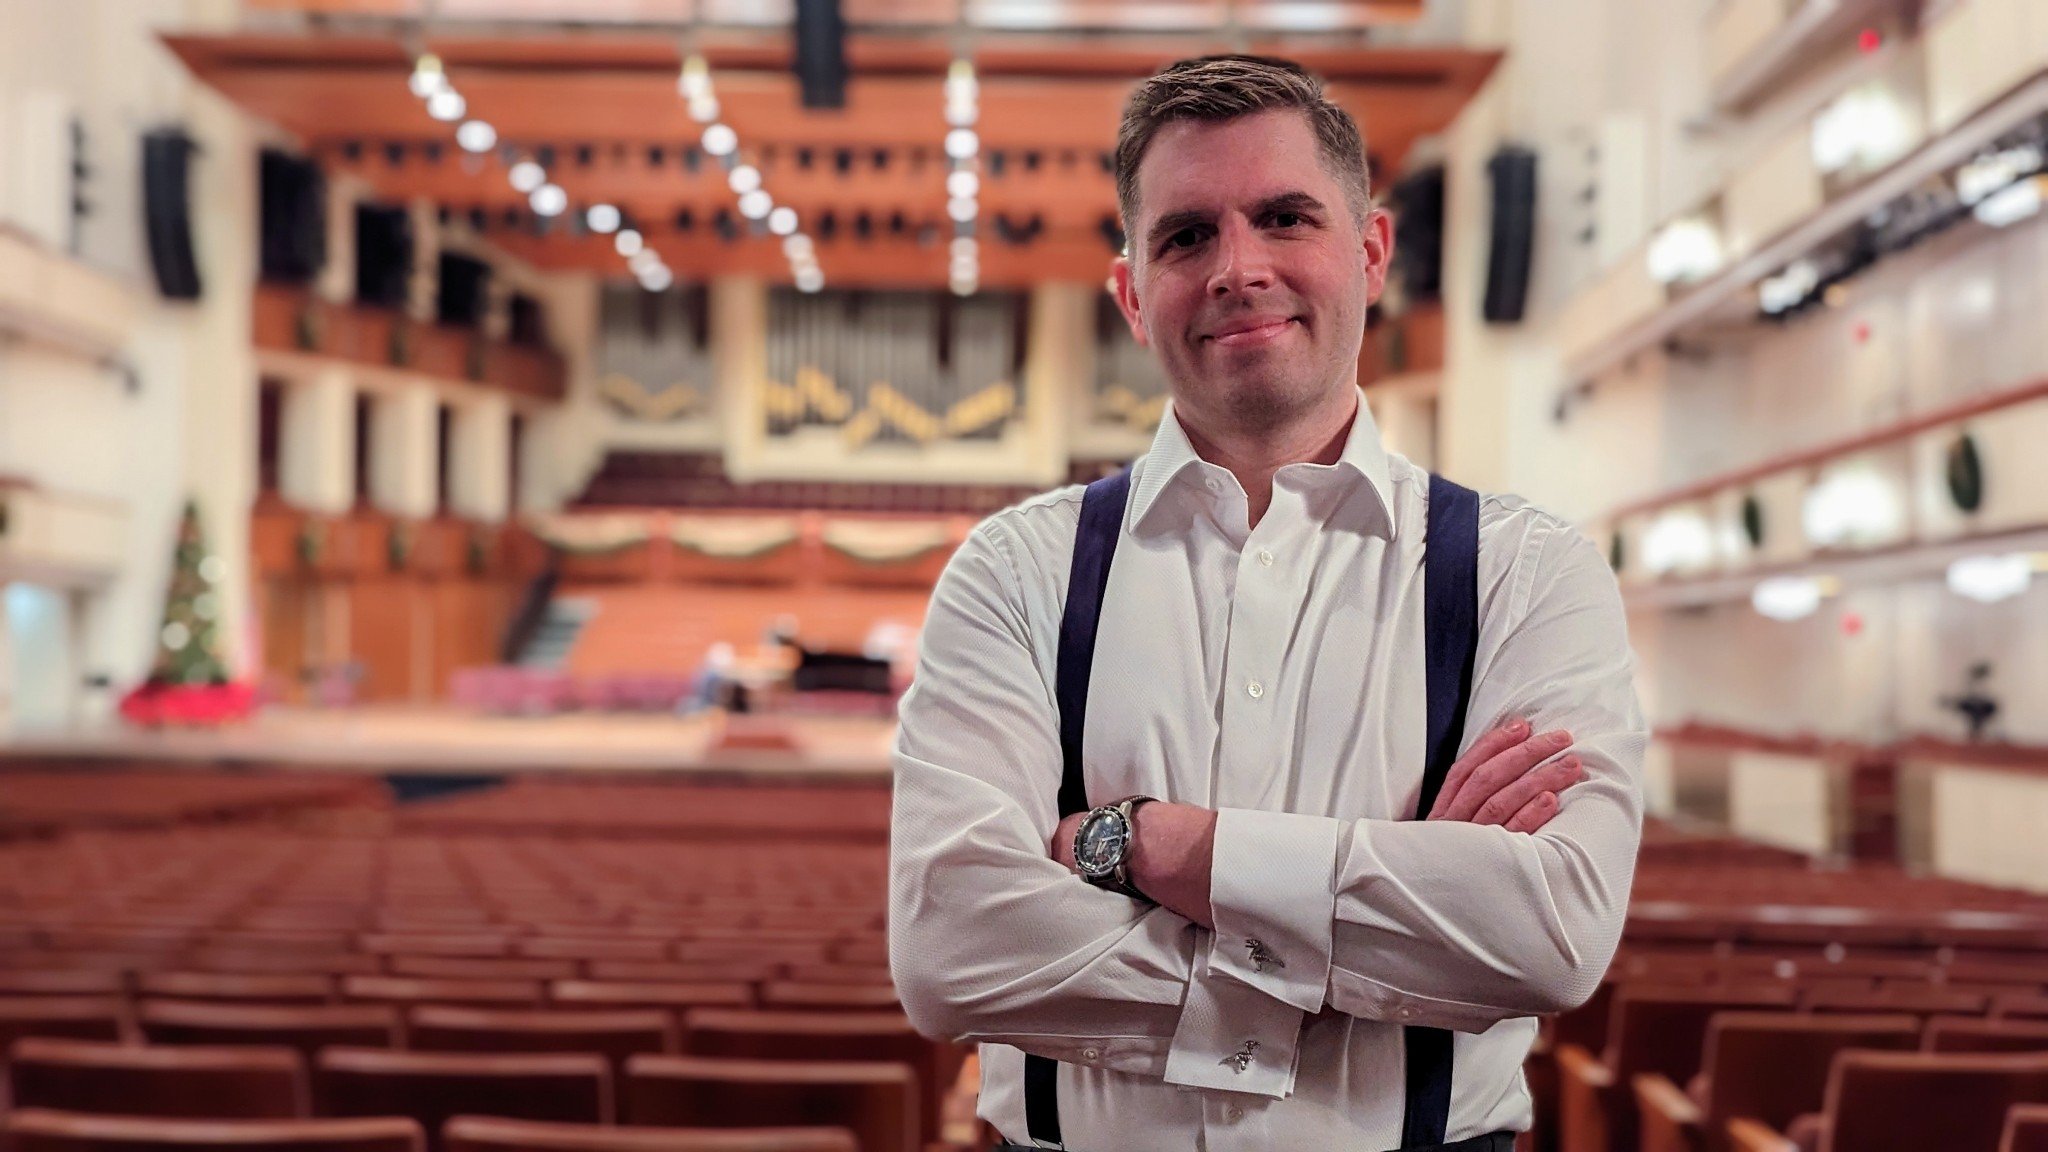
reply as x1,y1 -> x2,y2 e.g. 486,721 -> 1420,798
509,292 -> 546,347
1386,163 -> 1446,303
437,251 -> 490,329
793,0 -> 848,109
259,149 -> 326,284
355,203 -> 413,308
1483,145 -> 1538,325
141,128 -> 202,300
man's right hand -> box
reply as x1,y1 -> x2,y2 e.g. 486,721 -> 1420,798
1425,719 -> 1582,832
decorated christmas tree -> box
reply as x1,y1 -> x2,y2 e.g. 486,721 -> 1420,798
148,499 -> 232,685
119,499 -> 255,726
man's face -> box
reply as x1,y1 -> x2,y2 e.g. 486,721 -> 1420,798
1112,108 -> 1392,435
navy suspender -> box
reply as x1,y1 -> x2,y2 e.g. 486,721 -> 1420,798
1028,469 -> 1482,1150
1401,472 -> 1483,1148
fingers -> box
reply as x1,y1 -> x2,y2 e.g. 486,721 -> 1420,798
1426,718 -> 1531,819
1434,727 -> 1574,824
1503,790 -> 1560,834
1472,754 -> 1583,828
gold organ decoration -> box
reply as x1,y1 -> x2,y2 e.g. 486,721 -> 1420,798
596,283 -> 713,422
762,287 -> 1028,450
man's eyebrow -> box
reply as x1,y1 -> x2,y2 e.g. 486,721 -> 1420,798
1146,208 -> 1213,250
1144,191 -> 1330,249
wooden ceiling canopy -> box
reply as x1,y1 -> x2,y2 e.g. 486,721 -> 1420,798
165,28 -> 1498,287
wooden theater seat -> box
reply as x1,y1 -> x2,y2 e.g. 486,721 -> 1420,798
388,958 -> 579,983
342,978 -> 544,1009
547,982 -> 753,1012
516,940 -> 668,964
9,1037 -> 308,1119
624,1055 -> 918,1152
679,1011 -> 940,1147
408,1006 -> 675,1068
1927,1017 -> 2048,1055
775,966 -> 892,989
185,951 -> 383,978
756,984 -> 898,1013
443,1116 -> 858,1152
0,972 -> 126,998
138,972 -> 336,1004
2004,1104 -> 2048,1152
1556,985 -> 1797,1152
1809,1051 -> 2048,1152
0,1109 -> 424,1152
1632,1012 -> 1919,1152
584,964 -> 777,987
1799,984 -> 1991,1018
0,997 -> 127,1053
315,1049 -> 612,1142
139,1001 -> 401,1059
359,936 -> 516,960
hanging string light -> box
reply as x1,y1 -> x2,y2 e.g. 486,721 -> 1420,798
681,51 -> 822,293
943,57 -> 980,296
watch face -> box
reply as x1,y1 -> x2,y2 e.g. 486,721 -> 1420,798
1075,808 -> 1129,878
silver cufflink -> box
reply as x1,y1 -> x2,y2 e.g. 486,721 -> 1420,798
1245,938 -> 1283,972
1221,1039 -> 1259,1073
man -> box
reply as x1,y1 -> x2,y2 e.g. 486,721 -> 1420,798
889,55 -> 1644,1150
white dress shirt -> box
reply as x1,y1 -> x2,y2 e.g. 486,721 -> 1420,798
889,398 -> 1645,1150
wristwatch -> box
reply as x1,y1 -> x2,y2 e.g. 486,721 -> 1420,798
1072,795 -> 1157,900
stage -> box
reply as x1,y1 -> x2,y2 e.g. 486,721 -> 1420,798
1,706 -> 899,778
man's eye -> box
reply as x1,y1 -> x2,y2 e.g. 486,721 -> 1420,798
1166,228 -> 1203,250
1273,212 -> 1303,228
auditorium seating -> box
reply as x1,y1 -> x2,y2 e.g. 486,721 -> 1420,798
1632,1012 -> 1920,1152
407,1007 -> 676,1069
9,1037 -> 308,1119
2006,1104 -> 2048,1152
0,1109 -> 426,1152
1810,1051 -> 2048,1152
1926,1017 -> 2048,1054
314,1049 -> 612,1148
440,1116 -> 859,1152
139,1002 -> 402,1058
623,1055 -> 918,1152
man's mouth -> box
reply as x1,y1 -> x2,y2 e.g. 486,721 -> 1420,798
1206,317 -> 1299,348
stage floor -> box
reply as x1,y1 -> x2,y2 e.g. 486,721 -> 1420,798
2,707 -> 898,778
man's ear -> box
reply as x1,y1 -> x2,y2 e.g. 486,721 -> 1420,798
1361,206 -> 1395,307
1111,254 -> 1148,348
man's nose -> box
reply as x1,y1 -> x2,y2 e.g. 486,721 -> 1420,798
1207,216 -> 1275,298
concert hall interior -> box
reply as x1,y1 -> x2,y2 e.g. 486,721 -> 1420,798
3,1 -> 2048,1150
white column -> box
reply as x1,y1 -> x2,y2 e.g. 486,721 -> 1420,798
316,177 -> 363,305
408,199 -> 441,323
279,366 -> 357,515
448,395 -> 511,523
369,387 -> 440,520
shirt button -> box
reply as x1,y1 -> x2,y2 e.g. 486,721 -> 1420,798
1398,1006 -> 1418,1021
1227,1104 -> 1245,1121
1204,477 -> 1222,492
1246,680 -> 1264,699
1258,549 -> 1274,567
1081,1046 -> 1101,1062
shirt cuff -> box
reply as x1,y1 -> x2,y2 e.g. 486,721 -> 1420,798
1163,934 -> 1305,1099
1206,807 -> 1343,1013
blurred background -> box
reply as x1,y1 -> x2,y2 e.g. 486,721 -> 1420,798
2,1 -> 2048,1150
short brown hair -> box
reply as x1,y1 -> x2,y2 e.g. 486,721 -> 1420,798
1114,54 -> 1371,244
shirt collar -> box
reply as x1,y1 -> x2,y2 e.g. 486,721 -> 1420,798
1127,391 -> 1396,539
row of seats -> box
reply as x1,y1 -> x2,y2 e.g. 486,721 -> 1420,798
1530,825 -> 2048,1152
3,1109 -> 860,1152
0,771 -> 382,838
5,1037 -> 923,1152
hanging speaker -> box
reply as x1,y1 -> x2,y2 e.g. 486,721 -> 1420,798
1483,145 -> 1538,325
793,0 -> 848,109
1386,163 -> 1446,303
259,149 -> 326,284
141,127 -> 202,301
354,203 -> 413,309
437,251 -> 490,329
